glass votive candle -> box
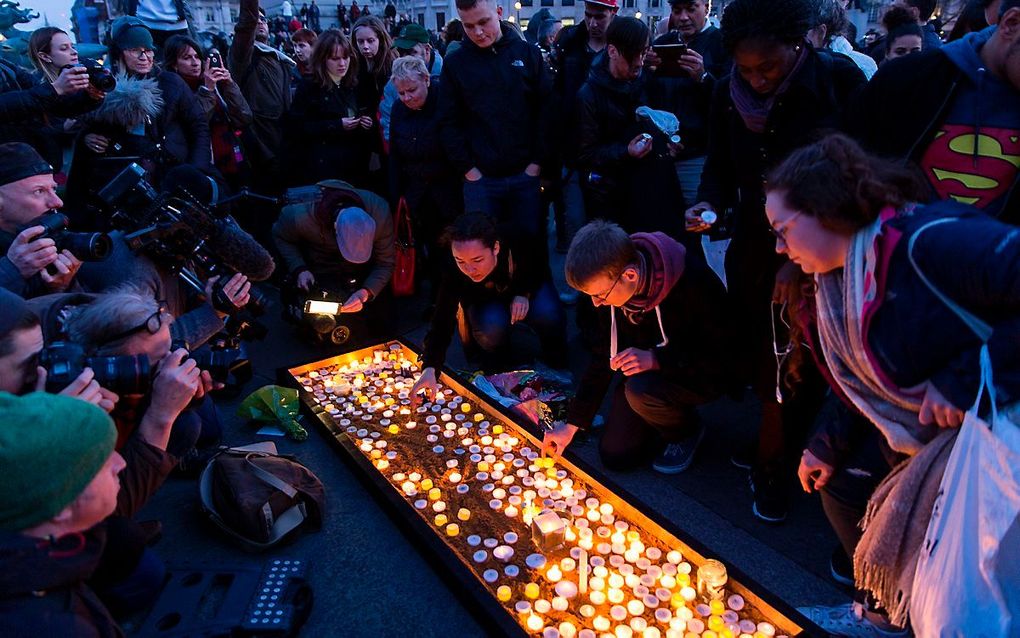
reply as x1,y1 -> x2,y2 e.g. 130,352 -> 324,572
697,560 -> 728,602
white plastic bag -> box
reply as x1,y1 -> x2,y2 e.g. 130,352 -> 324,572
910,346 -> 1020,638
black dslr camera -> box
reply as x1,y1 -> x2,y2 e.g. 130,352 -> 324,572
62,58 -> 117,92
39,341 -> 151,395
24,212 -> 112,262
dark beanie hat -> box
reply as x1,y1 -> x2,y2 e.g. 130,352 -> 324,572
110,16 -> 155,51
0,143 -> 53,188
0,288 -> 34,341
0,392 -> 117,531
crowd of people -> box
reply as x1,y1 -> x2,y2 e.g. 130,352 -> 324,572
0,0 -> 1018,634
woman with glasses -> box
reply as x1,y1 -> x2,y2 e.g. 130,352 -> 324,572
65,17 -> 211,223
682,0 -> 866,523
411,212 -> 567,400
765,133 -> 1020,635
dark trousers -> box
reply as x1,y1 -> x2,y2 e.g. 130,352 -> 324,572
463,280 -> 567,368
818,405 -> 899,606
91,517 -> 166,618
463,172 -> 543,240
166,394 -> 222,459
599,371 -> 709,471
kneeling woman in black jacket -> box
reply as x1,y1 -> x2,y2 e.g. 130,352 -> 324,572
66,17 -> 211,225
412,213 -> 567,397
288,29 -> 375,186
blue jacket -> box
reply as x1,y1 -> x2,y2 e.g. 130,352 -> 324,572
864,200 -> 1020,412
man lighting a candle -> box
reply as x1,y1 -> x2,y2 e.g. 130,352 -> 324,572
542,220 -> 732,473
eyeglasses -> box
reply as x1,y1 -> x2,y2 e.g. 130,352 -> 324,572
769,211 -> 802,243
126,47 -> 155,59
592,271 -> 623,304
102,302 -> 169,345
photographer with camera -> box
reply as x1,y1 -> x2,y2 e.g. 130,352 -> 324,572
25,27 -> 111,175
59,289 -> 223,460
274,180 -> 394,343
0,288 -> 116,410
0,143 -> 94,298
0,289 -> 181,622
65,17 -> 211,219
0,30 -> 104,167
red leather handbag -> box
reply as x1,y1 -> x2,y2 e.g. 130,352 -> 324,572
392,197 -> 416,297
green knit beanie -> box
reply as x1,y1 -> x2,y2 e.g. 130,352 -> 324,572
0,392 -> 116,532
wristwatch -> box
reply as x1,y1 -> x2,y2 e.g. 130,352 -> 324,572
699,70 -> 711,83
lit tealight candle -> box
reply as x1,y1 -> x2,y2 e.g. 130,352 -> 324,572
496,585 -> 512,602
449,472 -> 462,483
554,581 -> 578,599
546,565 -> 563,582
525,583 -> 541,599
493,545 -> 515,562
526,613 -> 544,632
457,508 -> 471,521
505,505 -> 519,518
434,514 -> 448,526
446,523 -> 460,536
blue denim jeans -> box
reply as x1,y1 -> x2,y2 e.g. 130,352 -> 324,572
462,280 -> 567,368
463,171 -> 543,239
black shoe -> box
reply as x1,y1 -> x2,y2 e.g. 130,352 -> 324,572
830,545 -> 855,587
652,425 -> 704,474
749,468 -> 788,524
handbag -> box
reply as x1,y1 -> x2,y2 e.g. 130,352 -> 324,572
392,196 -> 416,297
906,218 -> 1020,637
200,445 -> 326,552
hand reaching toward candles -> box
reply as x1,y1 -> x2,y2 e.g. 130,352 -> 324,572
542,421 -> 579,461
411,366 -> 439,405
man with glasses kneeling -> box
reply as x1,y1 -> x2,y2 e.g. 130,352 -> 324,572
542,220 -> 732,474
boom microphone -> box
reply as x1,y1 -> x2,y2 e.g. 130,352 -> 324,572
213,218 -> 276,282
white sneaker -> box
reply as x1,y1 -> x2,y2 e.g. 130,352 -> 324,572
796,603 -> 910,638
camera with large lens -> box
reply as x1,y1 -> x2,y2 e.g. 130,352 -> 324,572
96,163 -> 272,330
62,58 -> 117,92
25,212 -> 112,261
172,332 -> 253,394
39,341 -> 151,395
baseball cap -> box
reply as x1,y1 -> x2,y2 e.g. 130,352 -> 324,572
393,23 -> 430,49
334,207 -> 376,264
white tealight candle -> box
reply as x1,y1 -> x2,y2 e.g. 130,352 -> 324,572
546,565 -> 563,582
554,581 -> 578,599
504,505 -> 519,518
526,613 -> 544,632
493,545 -> 515,562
